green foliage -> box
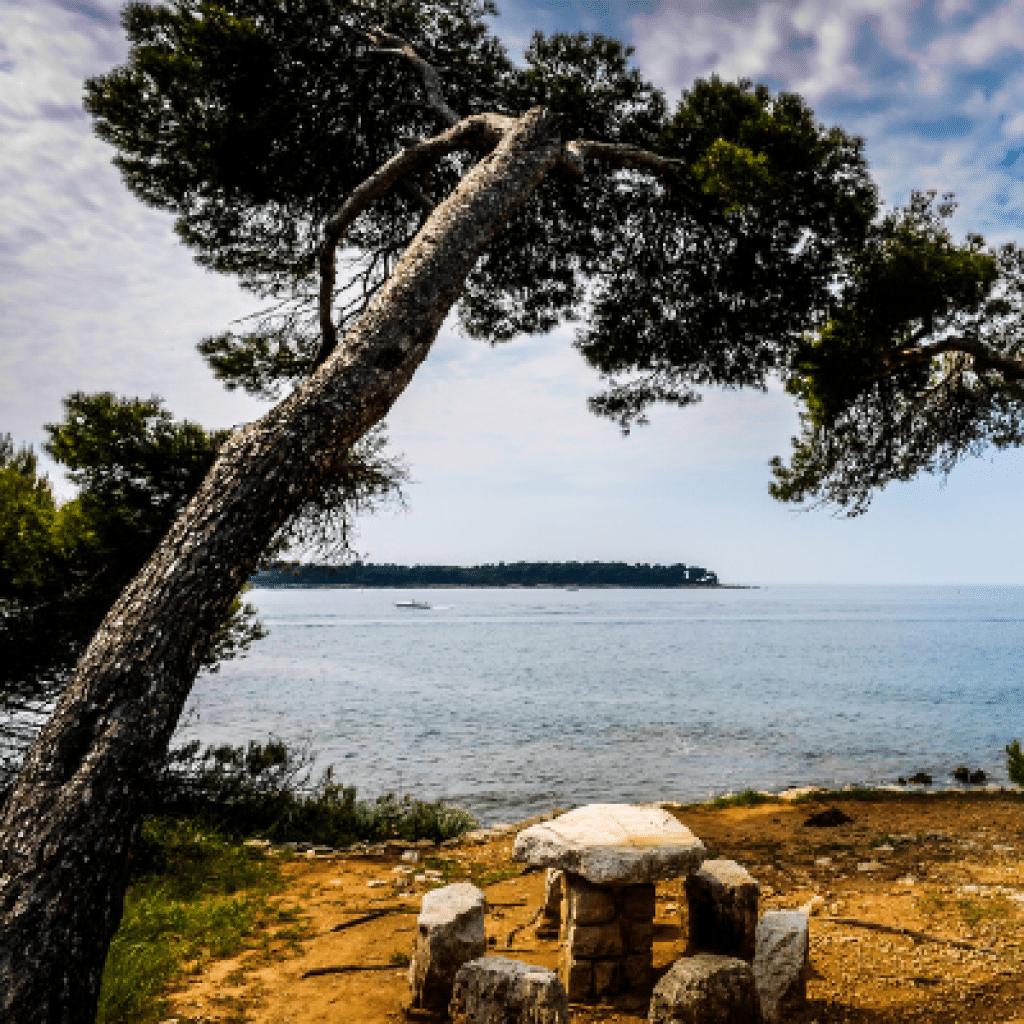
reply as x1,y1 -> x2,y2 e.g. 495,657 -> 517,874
576,76 -> 878,428
46,392 -> 230,581
456,31 -> 669,345
503,31 -> 666,147
151,739 -> 479,845
86,5 -> 878,418
97,817 -> 288,1024
0,439 -> 61,597
0,395 -> 262,719
772,193 -> 1024,513
1007,740 -> 1024,785
1,395 -> 402,776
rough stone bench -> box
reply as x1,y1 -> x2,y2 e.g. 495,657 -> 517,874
684,858 -> 759,961
449,956 -> 569,1024
410,882 -> 487,1011
649,953 -> 757,1023
513,804 -> 705,1001
754,910 -> 810,1024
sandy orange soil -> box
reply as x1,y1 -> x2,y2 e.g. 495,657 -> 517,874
164,791 -> 1024,1024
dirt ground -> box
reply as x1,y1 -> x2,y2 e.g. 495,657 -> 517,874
166,792 -> 1024,1024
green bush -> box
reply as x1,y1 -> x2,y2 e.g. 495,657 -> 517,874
149,740 -> 479,846
1007,740 -> 1024,785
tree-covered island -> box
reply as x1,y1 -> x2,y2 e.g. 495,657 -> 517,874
254,560 -> 720,587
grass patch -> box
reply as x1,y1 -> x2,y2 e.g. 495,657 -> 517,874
96,817 -> 306,1024
670,790 -> 781,812
468,862 -> 525,887
423,856 -> 461,881
389,950 -> 412,967
871,833 -> 902,847
957,897 -> 1012,928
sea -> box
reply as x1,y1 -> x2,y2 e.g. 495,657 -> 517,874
174,585 -> 1024,824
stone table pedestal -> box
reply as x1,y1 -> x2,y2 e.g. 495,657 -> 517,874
513,804 -> 706,1001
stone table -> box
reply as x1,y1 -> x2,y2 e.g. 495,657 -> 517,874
513,804 -> 706,1000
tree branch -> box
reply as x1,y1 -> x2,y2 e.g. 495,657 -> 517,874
561,139 -> 716,216
564,140 -> 686,175
315,112 -> 514,367
880,339 -> 1024,381
360,26 -> 459,128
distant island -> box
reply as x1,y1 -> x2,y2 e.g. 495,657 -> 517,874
251,561 -> 720,588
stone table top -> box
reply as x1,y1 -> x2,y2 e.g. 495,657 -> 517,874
512,804 -> 706,885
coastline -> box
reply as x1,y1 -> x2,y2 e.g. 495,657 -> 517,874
248,583 -> 755,589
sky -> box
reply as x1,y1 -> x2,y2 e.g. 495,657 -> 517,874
1,0 -> 1023,584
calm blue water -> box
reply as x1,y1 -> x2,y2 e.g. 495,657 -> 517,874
174,586 -> 1024,823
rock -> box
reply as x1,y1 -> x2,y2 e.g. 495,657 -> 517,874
535,869 -> 564,938
908,772 -> 932,785
562,956 -> 592,1001
566,875 -> 617,926
449,956 -> 568,1024
621,883 -> 656,920
684,859 -> 759,961
622,918 -> 654,953
802,807 -> 853,827
402,850 -> 420,863
753,910 -> 809,1024
953,764 -> 970,783
969,769 -> 986,784
410,883 -> 487,1011
623,952 -> 651,990
513,804 -> 705,885
566,921 -> 624,959
593,959 -> 620,997
648,954 -> 757,1024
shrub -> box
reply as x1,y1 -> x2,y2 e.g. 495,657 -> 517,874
1007,740 -> 1024,785
148,739 -> 478,845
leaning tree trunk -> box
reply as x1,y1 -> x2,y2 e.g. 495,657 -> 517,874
0,107 -> 562,1022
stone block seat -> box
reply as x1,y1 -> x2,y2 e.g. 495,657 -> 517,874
449,956 -> 569,1024
684,858 -> 760,961
513,804 -> 706,1001
410,882 -> 487,1011
648,954 -> 758,1024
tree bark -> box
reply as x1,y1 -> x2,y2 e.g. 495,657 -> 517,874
0,106 -> 563,1023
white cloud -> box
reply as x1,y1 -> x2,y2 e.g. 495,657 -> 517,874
0,0 -> 268,460
626,0 -> 1024,242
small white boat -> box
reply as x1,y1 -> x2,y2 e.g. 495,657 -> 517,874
395,600 -> 432,609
